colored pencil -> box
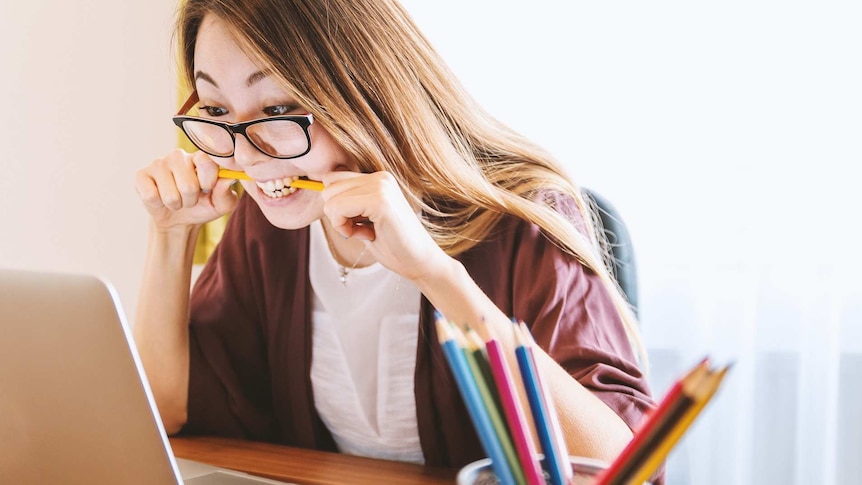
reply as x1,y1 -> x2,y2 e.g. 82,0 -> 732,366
434,314 -> 518,485
461,328 -> 526,485
595,358 -> 730,485
464,328 -> 505,416
596,368 -> 698,485
626,364 -> 731,485
217,169 -> 324,191
514,323 -> 572,485
594,358 -> 711,485
217,168 -> 253,181
289,178 -> 325,191
485,335 -> 545,485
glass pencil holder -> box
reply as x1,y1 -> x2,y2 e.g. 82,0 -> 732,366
456,455 -> 652,485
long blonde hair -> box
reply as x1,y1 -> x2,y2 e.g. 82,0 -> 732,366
177,0 -> 646,365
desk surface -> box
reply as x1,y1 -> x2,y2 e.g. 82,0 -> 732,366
169,436 -> 458,485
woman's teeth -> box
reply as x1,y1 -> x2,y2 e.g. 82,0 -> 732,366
256,176 -> 301,198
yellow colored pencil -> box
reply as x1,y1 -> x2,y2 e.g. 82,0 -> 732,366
290,178 -> 325,191
217,168 -> 324,191
217,168 -> 253,181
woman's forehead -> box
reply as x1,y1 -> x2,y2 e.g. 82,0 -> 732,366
194,17 -> 267,87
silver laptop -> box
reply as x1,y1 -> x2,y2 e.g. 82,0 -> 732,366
0,269 -> 294,485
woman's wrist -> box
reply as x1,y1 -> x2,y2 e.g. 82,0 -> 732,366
408,250 -> 463,297
411,253 -> 515,345
149,218 -> 201,240
148,220 -> 201,259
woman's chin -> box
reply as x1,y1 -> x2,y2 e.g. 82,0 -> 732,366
249,189 -> 321,230
259,208 -> 319,230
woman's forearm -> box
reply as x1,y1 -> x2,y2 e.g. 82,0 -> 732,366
133,222 -> 200,434
533,350 -> 633,461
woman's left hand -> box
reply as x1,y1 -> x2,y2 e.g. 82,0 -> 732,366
320,170 -> 449,283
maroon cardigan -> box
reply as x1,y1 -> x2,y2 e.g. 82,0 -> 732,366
183,194 -> 655,469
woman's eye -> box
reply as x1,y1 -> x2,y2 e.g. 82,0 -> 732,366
263,105 -> 295,116
200,106 -> 228,117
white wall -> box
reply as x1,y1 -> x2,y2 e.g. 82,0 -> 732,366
398,0 -> 861,274
0,0 -> 177,319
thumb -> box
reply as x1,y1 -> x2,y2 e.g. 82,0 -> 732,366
210,178 -> 240,215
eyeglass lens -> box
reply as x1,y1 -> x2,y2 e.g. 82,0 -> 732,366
180,119 -> 308,158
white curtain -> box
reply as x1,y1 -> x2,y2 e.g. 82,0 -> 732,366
641,262 -> 861,484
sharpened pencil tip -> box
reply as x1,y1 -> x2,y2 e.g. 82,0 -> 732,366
434,316 -> 452,343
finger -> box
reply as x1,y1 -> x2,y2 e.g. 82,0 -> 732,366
193,151 -> 220,193
320,170 -> 365,200
349,220 -> 376,241
326,210 -> 357,239
172,156 -> 203,208
326,210 -> 376,241
145,163 -> 184,211
135,169 -> 166,210
324,188 -> 373,233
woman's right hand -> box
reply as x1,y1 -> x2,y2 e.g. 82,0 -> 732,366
135,149 -> 239,231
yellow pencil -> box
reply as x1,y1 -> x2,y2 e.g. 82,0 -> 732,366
217,168 -> 324,191
290,178 -> 325,191
217,168 -> 253,181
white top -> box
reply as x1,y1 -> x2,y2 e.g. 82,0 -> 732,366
308,219 -> 424,464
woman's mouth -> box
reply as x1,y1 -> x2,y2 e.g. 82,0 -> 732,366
255,175 -> 306,198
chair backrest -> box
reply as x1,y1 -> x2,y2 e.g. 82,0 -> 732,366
582,188 -> 639,317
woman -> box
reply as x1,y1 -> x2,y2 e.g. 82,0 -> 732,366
134,0 -> 655,471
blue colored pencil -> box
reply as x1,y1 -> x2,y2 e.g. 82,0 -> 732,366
514,323 -> 572,485
434,313 -> 518,485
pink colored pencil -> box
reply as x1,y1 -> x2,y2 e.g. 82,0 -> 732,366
486,337 -> 545,485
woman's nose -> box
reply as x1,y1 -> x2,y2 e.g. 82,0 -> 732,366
232,133 -> 266,168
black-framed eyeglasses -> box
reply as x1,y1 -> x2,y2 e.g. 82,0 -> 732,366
172,91 -> 313,159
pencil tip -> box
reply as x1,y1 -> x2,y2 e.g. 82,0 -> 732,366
433,310 -> 452,338
517,321 -> 536,344
433,309 -> 445,322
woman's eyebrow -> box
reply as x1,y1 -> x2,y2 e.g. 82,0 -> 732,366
246,70 -> 269,87
194,70 -> 219,87
193,69 -> 270,89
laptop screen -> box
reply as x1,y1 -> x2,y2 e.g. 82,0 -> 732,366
0,269 -> 183,485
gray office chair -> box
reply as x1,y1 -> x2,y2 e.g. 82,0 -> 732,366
582,188 -> 639,317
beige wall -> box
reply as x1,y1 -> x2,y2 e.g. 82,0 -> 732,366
0,1 -> 178,321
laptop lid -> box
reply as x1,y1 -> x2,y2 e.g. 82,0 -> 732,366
0,269 -> 183,485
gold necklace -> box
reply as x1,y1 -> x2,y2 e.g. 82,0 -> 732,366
322,227 -> 369,286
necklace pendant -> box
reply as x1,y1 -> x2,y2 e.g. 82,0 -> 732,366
339,268 -> 348,286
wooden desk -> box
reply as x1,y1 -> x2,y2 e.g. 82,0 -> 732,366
170,436 -> 458,485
